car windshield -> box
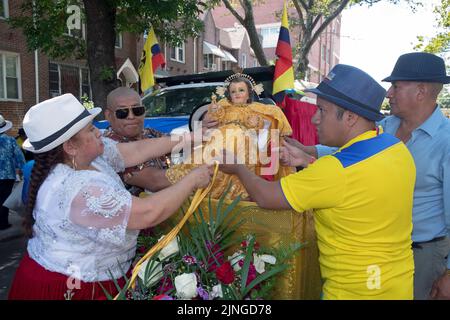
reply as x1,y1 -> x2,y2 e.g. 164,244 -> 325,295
143,86 -> 215,117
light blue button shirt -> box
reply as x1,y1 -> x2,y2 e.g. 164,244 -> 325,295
316,107 -> 450,268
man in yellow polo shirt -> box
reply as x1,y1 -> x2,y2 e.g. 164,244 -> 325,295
219,64 -> 415,299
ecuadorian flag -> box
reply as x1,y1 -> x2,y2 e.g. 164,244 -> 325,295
272,2 -> 295,105
138,27 -> 165,93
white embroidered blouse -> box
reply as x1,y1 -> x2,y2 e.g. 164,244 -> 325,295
27,137 -> 139,282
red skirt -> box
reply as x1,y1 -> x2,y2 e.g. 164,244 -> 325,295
8,252 -> 130,300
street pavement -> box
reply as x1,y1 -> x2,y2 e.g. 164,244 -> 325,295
0,211 -> 27,300
0,210 -> 24,242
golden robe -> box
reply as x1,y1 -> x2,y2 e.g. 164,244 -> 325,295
166,98 -> 295,199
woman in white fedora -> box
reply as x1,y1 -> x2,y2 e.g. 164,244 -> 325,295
0,114 -> 26,230
8,94 -> 212,300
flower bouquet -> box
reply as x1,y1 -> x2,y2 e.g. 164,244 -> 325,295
108,188 -> 302,300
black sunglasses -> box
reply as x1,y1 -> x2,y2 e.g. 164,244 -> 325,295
113,106 -> 145,119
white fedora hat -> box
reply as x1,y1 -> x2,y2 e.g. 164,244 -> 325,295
22,93 -> 102,153
0,114 -> 13,134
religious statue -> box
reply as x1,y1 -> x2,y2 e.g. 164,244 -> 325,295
166,72 -> 295,200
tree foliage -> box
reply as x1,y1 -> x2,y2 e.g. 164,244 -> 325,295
8,0 -> 206,108
9,0 -> 205,59
218,0 -> 269,66
214,0 -> 422,79
413,1 -> 450,109
438,88 -> 450,108
415,0 -> 449,53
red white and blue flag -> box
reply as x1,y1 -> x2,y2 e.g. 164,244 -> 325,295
272,2 -> 295,105
138,27 -> 165,93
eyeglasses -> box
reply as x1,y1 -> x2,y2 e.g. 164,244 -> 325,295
112,106 -> 145,119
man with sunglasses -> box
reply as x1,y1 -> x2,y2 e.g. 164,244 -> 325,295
103,87 -> 171,196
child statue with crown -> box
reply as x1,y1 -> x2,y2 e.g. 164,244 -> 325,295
156,73 -> 320,300
165,71 -> 295,200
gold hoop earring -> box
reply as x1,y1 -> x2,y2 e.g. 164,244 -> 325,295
72,156 -> 78,170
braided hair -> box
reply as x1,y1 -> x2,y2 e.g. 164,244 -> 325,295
24,146 -> 65,238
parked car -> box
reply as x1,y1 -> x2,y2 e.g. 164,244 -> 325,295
95,66 -> 275,134
142,82 -> 223,134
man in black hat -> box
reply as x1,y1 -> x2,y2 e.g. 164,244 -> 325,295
285,52 -> 450,300
381,52 -> 450,300
219,64 -> 416,299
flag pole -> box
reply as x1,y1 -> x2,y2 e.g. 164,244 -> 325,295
272,1 -> 295,107
138,27 -> 166,94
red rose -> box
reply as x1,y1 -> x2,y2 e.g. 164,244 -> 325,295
157,277 -> 174,294
206,242 -> 224,272
137,246 -> 146,254
215,261 -> 235,285
241,240 -> 260,251
246,263 -> 257,286
152,294 -> 173,300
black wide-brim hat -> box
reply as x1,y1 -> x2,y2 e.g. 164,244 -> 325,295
306,64 -> 386,122
382,52 -> 450,84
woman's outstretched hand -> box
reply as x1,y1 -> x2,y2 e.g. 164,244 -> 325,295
213,149 -> 242,175
188,164 -> 214,189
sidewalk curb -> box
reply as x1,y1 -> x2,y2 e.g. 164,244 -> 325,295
0,212 -> 25,242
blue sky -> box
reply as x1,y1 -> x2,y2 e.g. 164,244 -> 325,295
340,0 -> 441,88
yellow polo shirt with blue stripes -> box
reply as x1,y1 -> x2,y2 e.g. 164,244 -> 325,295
280,130 -> 415,300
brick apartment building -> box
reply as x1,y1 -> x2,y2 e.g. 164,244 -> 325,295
0,0 -> 141,134
0,0 -> 340,133
162,1 -> 341,84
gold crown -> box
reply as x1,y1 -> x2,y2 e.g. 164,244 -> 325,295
224,72 -> 257,87
219,70 -> 264,96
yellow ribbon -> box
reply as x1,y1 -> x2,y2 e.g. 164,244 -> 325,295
114,162 -> 219,299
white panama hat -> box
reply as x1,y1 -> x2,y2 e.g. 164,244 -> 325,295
22,93 -> 102,153
0,114 -> 13,134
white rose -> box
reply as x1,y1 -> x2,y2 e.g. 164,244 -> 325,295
228,251 -> 244,272
210,284 -> 223,299
253,254 -> 277,274
138,259 -> 163,287
175,273 -> 198,299
158,235 -> 180,261
253,253 -> 266,274
260,254 -> 276,265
